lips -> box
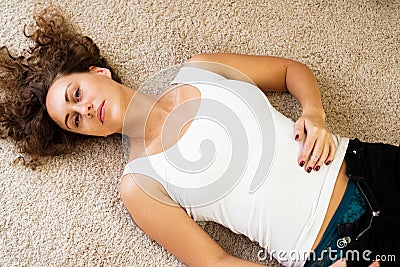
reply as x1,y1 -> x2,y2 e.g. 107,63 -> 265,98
97,101 -> 105,124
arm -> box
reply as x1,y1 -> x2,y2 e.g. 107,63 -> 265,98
187,53 -> 336,172
120,174 -> 264,267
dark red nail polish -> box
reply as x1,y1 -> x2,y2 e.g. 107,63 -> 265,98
295,134 -> 299,140
326,160 -> 332,165
314,165 -> 320,171
299,161 -> 305,167
307,167 -> 312,173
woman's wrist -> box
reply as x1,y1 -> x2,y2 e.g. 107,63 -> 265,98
302,107 -> 326,120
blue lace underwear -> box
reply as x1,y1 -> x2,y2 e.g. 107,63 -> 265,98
305,179 -> 367,267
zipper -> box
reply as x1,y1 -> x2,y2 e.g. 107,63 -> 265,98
355,180 -> 380,241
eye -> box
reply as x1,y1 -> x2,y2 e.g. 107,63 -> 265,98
74,88 -> 81,101
73,113 -> 81,127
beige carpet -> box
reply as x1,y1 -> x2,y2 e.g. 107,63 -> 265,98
1,0 -> 399,266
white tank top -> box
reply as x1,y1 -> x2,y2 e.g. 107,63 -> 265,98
122,66 -> 349,267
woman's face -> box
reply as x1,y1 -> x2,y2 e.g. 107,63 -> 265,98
46,67 -> 126,137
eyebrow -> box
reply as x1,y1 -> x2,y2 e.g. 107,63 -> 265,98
64,114 -> 71,130
64,82 -> 72,103
64,82 -> 72,129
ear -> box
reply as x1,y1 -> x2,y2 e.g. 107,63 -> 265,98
89,66 -> 112,78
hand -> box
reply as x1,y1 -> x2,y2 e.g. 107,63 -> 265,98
294,111 -> 336,172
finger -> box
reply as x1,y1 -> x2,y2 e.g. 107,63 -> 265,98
306,138 -> 324,173
299,135 -> 317,170
314,142 -> 329,171
325,141 -> 337,165
294,118 -> 305,141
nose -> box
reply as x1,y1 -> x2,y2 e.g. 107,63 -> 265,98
76,102 -> 94,118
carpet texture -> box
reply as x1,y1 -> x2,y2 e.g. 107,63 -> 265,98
0,0 -> 399,266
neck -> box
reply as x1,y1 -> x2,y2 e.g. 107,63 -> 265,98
119,84 -> 162,141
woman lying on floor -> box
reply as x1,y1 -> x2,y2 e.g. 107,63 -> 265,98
0,11 -> 398,267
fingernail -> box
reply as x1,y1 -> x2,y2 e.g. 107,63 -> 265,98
314,165 -> 320,171
299,161 -> 305,167
307,167 -> 312,173
326,160 -> 332,165
295,134 -> 299,140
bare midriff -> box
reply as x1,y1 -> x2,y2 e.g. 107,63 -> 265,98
311,160 -> 349,251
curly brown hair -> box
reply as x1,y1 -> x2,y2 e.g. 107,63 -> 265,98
0,9 -> 120,169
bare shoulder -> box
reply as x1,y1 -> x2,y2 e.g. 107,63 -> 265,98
185,53 -> 255,84
120,173 -> 177,207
